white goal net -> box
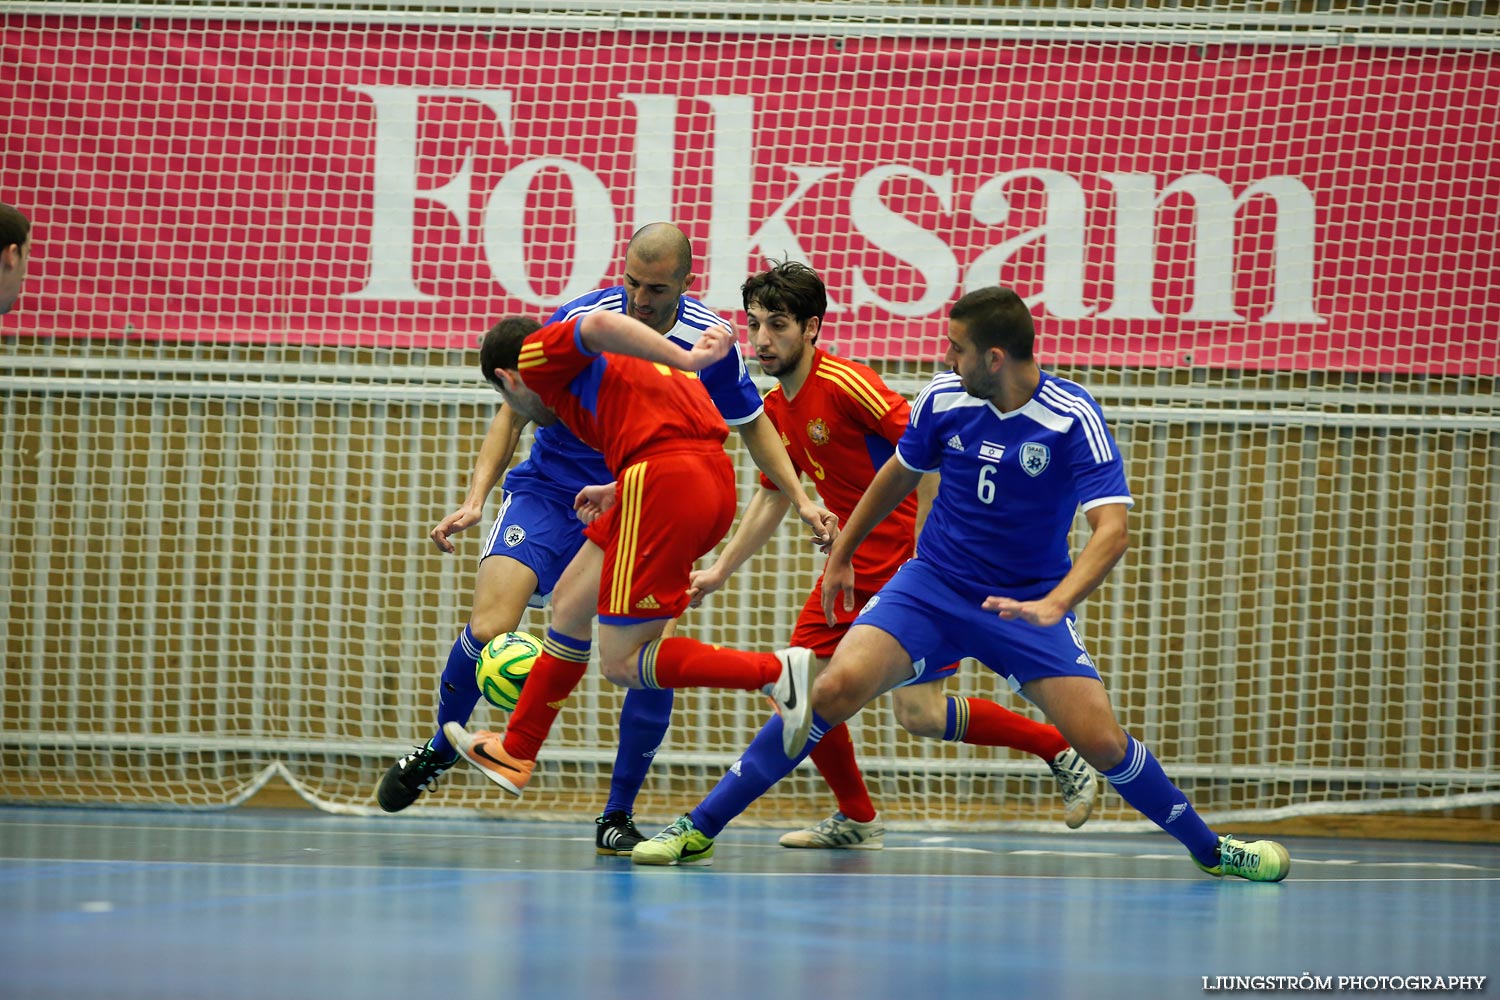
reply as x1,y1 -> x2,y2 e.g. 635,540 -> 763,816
3,1 -> 1497,830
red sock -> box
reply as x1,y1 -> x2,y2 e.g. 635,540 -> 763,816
810,722 -> 877,823
503,652 -> 589,761
642,636 -> 779,691
951,697 -> 1069,759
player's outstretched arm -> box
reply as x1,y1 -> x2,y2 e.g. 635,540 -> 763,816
983,503 -> 1130,626
734,413 -> 838,549
688,486 -> 792,607
430,404 -> 529,553
577,310 -> 731,371
822,456 -> 923,624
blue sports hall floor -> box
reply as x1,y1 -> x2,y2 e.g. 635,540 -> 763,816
1,805 -> 1495,1000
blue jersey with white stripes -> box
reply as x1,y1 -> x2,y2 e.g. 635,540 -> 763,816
501,288 -> 761,502
895,370 -> 1133,602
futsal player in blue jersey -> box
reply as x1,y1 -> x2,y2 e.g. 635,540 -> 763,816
634,286 -> 1291,882
377,224 -> 834,857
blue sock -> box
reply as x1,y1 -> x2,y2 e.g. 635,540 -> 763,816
428,626 -> 485,757
690,711 -> 829,838
1103,734 -> 1220,866
604,688 -> 675,815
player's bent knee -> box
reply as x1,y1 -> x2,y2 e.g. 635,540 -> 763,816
893,704 -> 945,739
549,601 -> 595,637
1070,730 -> 1129,772
811,666 -> 874,726
465,615 -> 508,645
598,657 -> 639,688
889,683 -> 946,737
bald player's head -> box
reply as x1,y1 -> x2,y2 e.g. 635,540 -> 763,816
627,223 -> 693,281
620,224 -> 698,335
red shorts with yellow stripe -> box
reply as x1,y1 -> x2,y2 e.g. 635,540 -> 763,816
791,573 -> 960,680
584,446 -> 736,624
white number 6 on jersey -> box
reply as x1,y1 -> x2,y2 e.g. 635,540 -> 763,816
977,464 -> 998,504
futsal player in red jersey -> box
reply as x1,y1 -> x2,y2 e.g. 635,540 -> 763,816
636,261 -> 1097,862
443,309 -> 829,796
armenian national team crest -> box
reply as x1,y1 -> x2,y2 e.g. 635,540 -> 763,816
503,525 -> 527,547
1020,442 -> 1051,477
806,417 -> 831,446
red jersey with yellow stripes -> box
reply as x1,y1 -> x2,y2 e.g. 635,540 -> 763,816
519,317 -> 735,623
760,348 -> 916,584
518,317 -> 729,475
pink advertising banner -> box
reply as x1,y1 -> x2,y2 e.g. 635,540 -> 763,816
3,16 -> 1496,371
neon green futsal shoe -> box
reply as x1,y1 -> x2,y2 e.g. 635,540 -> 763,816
1195,834 -> 1291,882
631,815 -> 716,867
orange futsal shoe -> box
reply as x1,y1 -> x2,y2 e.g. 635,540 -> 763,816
442,722 -> 535,797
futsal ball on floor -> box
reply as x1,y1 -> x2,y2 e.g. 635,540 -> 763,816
476,631 -> 543,712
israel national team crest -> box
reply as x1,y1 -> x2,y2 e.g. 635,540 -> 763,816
1020,442 -> 1051,477
503,525 -> 527,547
806,417 -> 831,446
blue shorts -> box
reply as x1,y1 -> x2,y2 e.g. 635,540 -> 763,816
854,558 -> 1104,698
481,489 -> 589,609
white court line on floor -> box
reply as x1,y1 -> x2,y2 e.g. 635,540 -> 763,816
3,819 -> 1495,874
3,854 -> 1497,884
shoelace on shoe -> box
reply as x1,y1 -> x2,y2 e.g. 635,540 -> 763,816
598,814 -> 643,844
1049,758 -> 1091,802
811,815 -> 847,837
397,746 -> 452,791
653,817 -> 693,842
1219,838 -> 1259,873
